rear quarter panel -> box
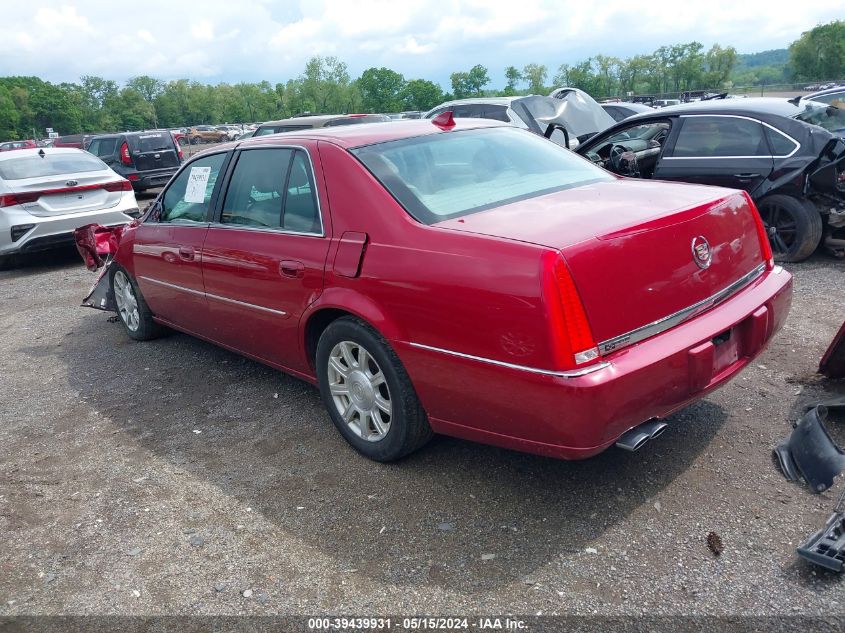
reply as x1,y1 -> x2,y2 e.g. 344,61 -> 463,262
310,141 -> 558,415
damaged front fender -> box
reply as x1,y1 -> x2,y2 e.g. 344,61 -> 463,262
73,223 -> 129,312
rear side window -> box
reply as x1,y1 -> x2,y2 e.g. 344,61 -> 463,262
89,138 -> 117,158
221,148 -> 293,228
133,134 -> 173,152
220,148 -> 320,233
159,153 -> 227,223
0,151 -> 107,180
764,127 -> 799,157
670,116 -> 768,157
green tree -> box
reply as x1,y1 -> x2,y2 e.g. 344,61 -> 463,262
399,79 -> 444,111
357,67 -> 406,113
522,63 -> 547,94
789,20 -> 845,80
703,45 -> 737,88
0,85 -> 20,139
504,66 -> 522,92
450,64 -> 489,99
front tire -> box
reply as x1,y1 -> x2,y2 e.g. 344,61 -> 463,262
757,195 -> 822,263
316,317 -> 432,462
110,265 -> 162,341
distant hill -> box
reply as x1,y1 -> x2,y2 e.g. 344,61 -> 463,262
735,49 -> 789,70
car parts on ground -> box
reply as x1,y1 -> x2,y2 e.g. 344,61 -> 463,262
797,490 -> 845,572
820,321 -> 845,379
774,405 -> 845,493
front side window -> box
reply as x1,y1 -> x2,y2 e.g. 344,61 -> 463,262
352,126 -> 611,224
159,152 -> 227,223
670,116 -> 768,157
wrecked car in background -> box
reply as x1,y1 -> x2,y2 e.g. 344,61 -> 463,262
425,89 -> 616,149
75,118 -> 791,463
575,98 -> 845,262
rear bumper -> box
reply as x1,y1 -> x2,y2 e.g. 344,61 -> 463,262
396,266 -> 793,460
0,201 -> 137,255
127,168 -> 178,191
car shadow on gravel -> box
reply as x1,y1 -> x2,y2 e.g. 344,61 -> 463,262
54,312 -> 728,594
0,246 -> 82,279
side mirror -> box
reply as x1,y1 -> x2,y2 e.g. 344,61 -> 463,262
544,124 -> 570,149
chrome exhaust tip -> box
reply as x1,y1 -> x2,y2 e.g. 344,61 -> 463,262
615,420 -> 668,451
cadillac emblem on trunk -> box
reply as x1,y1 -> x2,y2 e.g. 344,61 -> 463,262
691,236 -> 712,269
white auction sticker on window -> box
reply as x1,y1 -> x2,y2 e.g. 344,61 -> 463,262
184,166 -> 211,203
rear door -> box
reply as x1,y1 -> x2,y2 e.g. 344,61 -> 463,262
654,115 -> 774,195
132,151 -> 229,334
128,132 -> 180,171
201,145 -> 330,370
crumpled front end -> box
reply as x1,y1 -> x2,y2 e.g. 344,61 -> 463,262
73,223 -> 130,311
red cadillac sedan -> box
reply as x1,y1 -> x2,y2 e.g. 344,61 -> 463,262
104,117 -> 792,462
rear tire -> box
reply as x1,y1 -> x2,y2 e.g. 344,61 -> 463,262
757,194 -> 822,263
316,316 -> 433,462
110,264 -> 162,341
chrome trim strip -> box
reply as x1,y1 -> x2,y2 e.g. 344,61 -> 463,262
407,342 -> 611,378
139,275 -> 204,297
138,276 -> 287,316
206,222 -> 323,238
598,263 -> 766,355
205,291 -> 287,316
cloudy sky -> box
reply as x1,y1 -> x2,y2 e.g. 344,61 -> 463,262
1,1 -> 840,88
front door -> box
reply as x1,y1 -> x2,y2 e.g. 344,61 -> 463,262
201,146 -> 330,371
132,151 -> 229,335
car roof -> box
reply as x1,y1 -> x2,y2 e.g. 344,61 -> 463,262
0,147 -> 88,162
806,85 -> 845,99
214,118 -> 508,152
429,97 -> 522,110
605,102 -> 654,111
649,97 -> 804,118
258,114 -> 389,128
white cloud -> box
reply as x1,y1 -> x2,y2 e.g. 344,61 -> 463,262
0,0 -> 840,88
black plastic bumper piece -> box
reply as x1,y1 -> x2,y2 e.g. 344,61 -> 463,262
774,406 -> 845,494
798,508 -> 845,572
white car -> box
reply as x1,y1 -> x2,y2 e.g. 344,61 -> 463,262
0,148 -> 139,268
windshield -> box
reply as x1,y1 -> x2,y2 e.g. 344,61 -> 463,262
0,151 -> 107,180
352,127 -> 612,224
794,102 -> 845,133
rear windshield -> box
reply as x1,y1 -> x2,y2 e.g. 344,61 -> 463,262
351,127 -> 611,224
794,102 -> 845,133
254,125 -> 311,136
0,152 -> 107,180
132,133 -> 173,152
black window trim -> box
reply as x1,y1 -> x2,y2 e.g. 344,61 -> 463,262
208,144 -> 325,238
662,114 -> 800,160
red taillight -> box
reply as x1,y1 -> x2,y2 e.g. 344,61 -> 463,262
103,179 -> 133,192
744,192 -> 774,270
0,192 -> 38,207
177,144 -> 183,161
120,141 -> 132,165
543,252 -> 600,369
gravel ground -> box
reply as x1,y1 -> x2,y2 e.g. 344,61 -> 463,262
0,248 -> 843,619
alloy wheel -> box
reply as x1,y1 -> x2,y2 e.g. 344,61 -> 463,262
113,270 -> 141,332
759,202 -> 796,256
327,340 -> 392,442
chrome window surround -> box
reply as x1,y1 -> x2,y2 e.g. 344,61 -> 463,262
597,263 -> 766,355
407,342 -> 611,378
217,144 -> 325,237
151,150 -> 230,225
662,114 -> 800,160
138,276 -> 288,317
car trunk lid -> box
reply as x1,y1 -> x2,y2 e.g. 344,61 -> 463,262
128,133 -> 180,171
6,172 -> 126,216
435,179 -> 768,347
